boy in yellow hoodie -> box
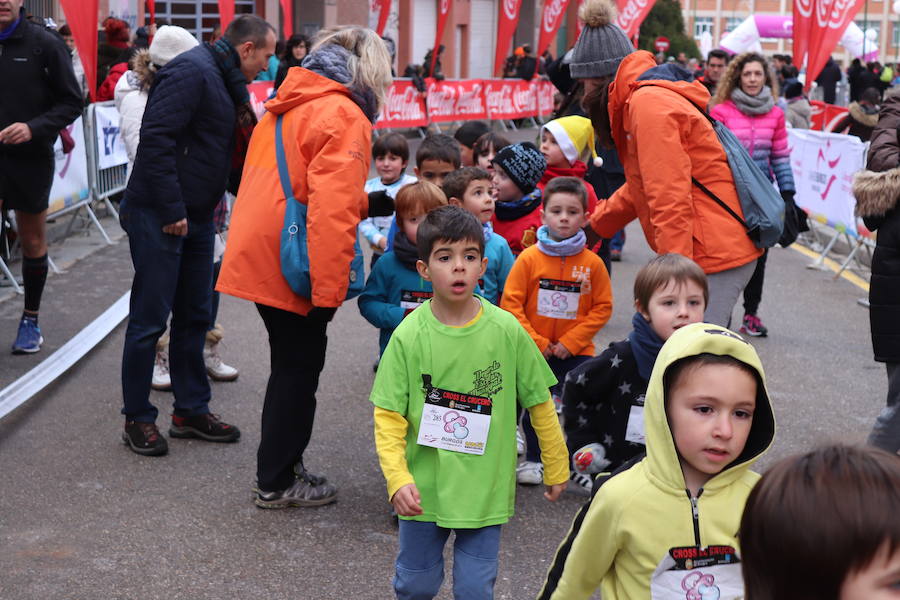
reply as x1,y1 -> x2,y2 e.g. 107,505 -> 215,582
539,322 -> 776,600
501,176 -> 613,485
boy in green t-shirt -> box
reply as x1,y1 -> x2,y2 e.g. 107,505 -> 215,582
370,205 -> 569,599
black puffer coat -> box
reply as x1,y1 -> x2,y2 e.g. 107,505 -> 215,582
123,44 -> 236,225
854,94 -> 900,362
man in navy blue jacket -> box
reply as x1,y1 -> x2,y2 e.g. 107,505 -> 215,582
0,0 -> 82,354
119,15 -> 275,456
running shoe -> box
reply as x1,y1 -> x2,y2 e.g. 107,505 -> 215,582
740,314 -> 768,337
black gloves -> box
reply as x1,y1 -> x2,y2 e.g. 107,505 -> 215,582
368,190 -> 395,218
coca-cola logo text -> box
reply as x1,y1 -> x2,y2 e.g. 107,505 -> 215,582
616,0 -> 649,35
380,83 -> 426,123
542,0 -> 567,33
503,0 -> 519,21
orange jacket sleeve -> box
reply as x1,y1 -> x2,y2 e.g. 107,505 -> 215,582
500,252 -> 550,352
305,110 -> 371,307
591,182 -> 639,238
558,259 -> 613,356
630,94 -> 695,258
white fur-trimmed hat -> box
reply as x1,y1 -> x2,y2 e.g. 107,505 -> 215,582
149,25 -> 199,68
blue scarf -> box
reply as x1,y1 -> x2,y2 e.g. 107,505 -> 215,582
482,221 -> 493,242
536,226 -> 586,256
630,312 -> 665,382
495,188 -> 542,221
0,15 -> 21,41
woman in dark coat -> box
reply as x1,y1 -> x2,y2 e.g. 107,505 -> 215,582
852,92 -> 900,453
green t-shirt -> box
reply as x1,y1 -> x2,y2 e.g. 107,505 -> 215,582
370,297 -> 557,528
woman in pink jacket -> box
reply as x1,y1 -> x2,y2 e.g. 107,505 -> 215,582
711,52 -> 795,337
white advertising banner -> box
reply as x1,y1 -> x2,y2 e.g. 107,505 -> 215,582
788,128 -> 867,236
48,116 -> 90,216
93,103 -> 129,170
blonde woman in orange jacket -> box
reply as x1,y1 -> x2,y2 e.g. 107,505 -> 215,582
217,26 -> 392,508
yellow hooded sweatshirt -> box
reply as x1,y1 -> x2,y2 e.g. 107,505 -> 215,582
545,323 -> 775,600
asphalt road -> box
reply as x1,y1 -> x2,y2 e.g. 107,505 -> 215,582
0,129 -> 886,599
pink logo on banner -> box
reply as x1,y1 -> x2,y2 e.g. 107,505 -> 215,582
376,81 -> 428,129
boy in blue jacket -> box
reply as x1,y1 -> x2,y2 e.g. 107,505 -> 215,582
443,167 -> 515,304
359,182 -> 448,357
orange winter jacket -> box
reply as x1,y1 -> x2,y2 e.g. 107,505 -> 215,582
501,245 -> 612,356
216,68 -> 371,315
590,51 -> 762,274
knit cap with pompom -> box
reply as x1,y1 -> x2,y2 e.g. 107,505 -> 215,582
569,0 -> 635,79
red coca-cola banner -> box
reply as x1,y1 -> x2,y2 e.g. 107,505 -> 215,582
374,79 -> 555,129
793,0 -> 813,71
426,79 -> 488,123
279,0 -> 293,38
218,0 -> 235,32
375,80 -> 429,129
495,0 -> 523,76
147,0 -> 156,24
485,79 -> 538,120
536,0 -> 571,64
809,100 -> 849,132
60,0 -> 99,100
371,0 -> 391,36
431,0 -> 452,78
805,0 -> 863,89
616,0 -> 654,40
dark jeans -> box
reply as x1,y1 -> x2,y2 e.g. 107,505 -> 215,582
869,362 -> 900,453
523,355 -> 591,463
120,204 -> 214,422
743,249 -> 768,316
256,303 -> 329,491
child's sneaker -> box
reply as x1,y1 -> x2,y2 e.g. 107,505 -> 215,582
516,461 -> 543,485
568,470 -> 593,496
151,348 -> 172,391
740,313 -> 768,337
516,430 -> 525,456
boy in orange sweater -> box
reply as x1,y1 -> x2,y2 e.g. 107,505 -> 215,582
502,176 -> 613,485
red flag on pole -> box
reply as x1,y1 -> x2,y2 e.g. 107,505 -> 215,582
431,0 -> 452,78
804,0 -> 863,89
60,0 -> 98,101
495,0 -> 523,76
218,0 -> 235,33
146,0 -> 156,24
279,0 -> 293,38
536,0 -> 571,63
792,0 -> 813,71
615,0 -> 655,40
374,0 -> 391,36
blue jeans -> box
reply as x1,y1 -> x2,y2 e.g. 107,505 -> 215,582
120,204 -> 214,422
609,229 -> 626,251
395,520 -> 501,600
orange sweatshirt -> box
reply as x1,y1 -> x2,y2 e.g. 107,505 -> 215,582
501,245 -> 612,356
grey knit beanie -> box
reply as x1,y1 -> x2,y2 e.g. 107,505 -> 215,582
570,0 -> 635,79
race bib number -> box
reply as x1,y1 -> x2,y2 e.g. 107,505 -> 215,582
625,396 -> 646,445
401,290 -> 433,314
651,545 -> 744,600
417,383 -> 492,455
537,279 -> 581,320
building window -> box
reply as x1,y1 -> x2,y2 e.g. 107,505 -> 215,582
693,16 -> 715,40
724,17 -> 742,34
893,23 -> 900,48
147,0 -> 256,41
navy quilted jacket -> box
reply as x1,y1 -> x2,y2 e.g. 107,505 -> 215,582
124,44 -> 235,225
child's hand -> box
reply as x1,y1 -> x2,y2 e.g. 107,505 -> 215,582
391,483 -> 423,516
542,344 -> 555,359
553,343 -> 572,360
544,481 -> 568,502
378,237 -> 388,250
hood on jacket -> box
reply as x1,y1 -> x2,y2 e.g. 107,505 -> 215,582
643,323 -> 775,493
849,101 -> 880,127
265,66 -> 357,117
853,167 -> 900,216
608,51 -> 711,149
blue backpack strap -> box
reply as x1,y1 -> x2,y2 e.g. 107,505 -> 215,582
275,114 -> 294,202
